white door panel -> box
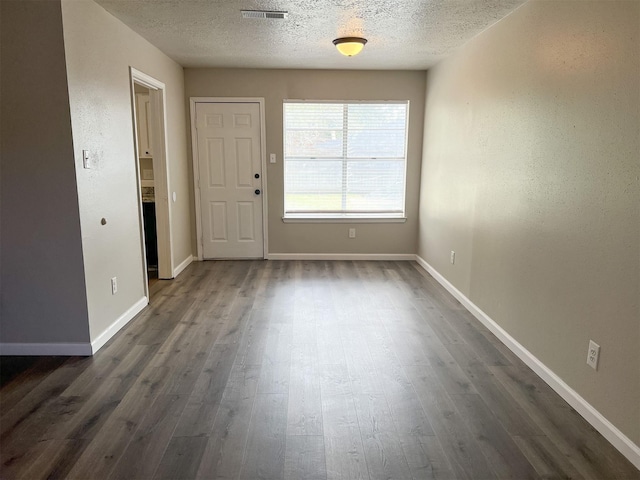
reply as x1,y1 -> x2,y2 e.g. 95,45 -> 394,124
209,202 -> 227,241
206,139 -> 225,187
237,202 -> 256,241
196,102 -> 264,258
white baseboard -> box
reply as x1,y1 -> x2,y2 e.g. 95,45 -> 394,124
173,255 -> 196,277
90,296 -> 148,354
0,296 -> 150,357
0,342 -> 92,356
414,255 -> 640,470
266,253 -> 416,261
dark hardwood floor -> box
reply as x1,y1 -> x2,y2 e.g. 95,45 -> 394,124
1,260 -> 638,479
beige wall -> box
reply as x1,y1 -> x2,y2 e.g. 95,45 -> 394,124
61,0 -> 192,342
184,69 -> 426,255
419,0 -> 639,444
0,0 -> 90,345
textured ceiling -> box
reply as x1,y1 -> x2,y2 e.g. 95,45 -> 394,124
94,0 -> 528,70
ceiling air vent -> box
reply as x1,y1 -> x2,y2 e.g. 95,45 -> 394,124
241,10 -> 288,19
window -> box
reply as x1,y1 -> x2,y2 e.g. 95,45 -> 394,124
283,101 -> 408,221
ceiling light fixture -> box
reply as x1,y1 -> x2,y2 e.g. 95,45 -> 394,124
333,37 -> 367,57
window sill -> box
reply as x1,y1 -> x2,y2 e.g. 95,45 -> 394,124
282,215 -> 407,224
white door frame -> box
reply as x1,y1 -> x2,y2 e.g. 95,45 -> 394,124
130,67 -> 174,287
190,97 -> 268,260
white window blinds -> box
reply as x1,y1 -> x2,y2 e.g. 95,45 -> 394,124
283,101 -> 408,217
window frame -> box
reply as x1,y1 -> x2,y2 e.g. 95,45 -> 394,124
282,99 -> 409,223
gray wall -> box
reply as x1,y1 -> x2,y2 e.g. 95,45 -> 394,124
61,0 -> 191,343
184,69 -> 426,255
0,0 -> 90,345
419,0 -> 639,444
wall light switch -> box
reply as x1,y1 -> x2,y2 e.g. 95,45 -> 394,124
82,150 -> 93,169
270,153 -> 276,164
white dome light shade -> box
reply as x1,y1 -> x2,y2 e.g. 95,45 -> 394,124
333,37 -> 367,56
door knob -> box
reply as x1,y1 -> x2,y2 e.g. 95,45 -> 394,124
255,189 -> 261,195
255,173 -> 260,179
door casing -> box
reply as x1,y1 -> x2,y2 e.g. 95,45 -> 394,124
190,97 -> 269,260
130,68 -> 174,299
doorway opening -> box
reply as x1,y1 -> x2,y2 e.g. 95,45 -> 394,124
133,83 -> 159,288
130,68 -> 174,300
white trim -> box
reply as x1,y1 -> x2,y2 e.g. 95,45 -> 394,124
90,296 -> 148,354
0,342 -> 92,356
284,99 -> 410,105
130,67 -> 174,280
173,255 -> 196,277
282,216 -> 407,224
190,98 -> 203,260
190,97 -> 268,261
259,99 -> 269,259
151,86 -> 174,279
130,77 -> 150,299
413,255 -> 640,470
190,96 -> 267,104
267,253 -> 415,261
129,69 -> 162,91
0,295 -> 148,356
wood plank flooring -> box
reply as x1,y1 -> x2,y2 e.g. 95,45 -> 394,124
1,260 -> 638,480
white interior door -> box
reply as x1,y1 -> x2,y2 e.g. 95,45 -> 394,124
195,102 -> 264,259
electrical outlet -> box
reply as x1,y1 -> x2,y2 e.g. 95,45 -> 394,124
111,277 -> 118,295
450,251 -> 456,264
348,228 -> 356,239
586,340 -> 600,370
